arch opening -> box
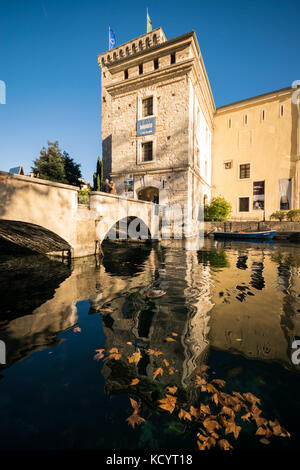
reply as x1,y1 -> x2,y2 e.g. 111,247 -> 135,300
137,186 -> 159,204
103,216 -> 152,243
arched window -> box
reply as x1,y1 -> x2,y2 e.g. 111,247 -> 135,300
132,43 -> 136,53
139,40 -> 143,50
153,34 -> 157,44
126,46 -> 130,56
146,37 -> 150,48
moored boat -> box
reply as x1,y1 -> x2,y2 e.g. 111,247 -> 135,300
213,230 -> 276,240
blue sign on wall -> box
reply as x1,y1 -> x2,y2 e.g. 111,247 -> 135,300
137,117 -> 156,136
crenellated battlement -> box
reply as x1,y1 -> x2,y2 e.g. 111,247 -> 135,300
98,27 -> 167,67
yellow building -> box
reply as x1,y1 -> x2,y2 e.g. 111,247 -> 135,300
213,87 -> 300,220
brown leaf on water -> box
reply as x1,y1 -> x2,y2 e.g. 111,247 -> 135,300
130,378 -> 140,386
153,367 -> 164,380
168,367 -> 175,375
178,409 -> 192,421
206,436 -> 216,449
162,359 -> 169,367
158,394 -> 177,414
130,398 -> 140,412
211,379 -> 226,388
241,412 -> 251,422
190,405 -> 200,419
269,420 -> 291,438
260,438 -> 270,445
172,332 -> 178,337
197,440 -> 207,451
203,418 -> 221,434
146,349 -> 163,357
94,349 -> 105,361
195,376 -> 207,388
256,426 -> 272,438
232,391 -> 245,401
251,405 -> 262,417
244,392 -> 261,406
126,413 -> 146,429
108,353 -> 122,360
109,347 -> 119,354
73,326 -> 81,333
220,406 -> 235,419
166,385 -> 177,395
199,365 -> 210,373
200,403 -> 210,415
225,421 -> 241,440
211,393 -> 219,406
206,383 -> 218,394
254,416 -> 268,427
128,351 -> 142,364
165,337 -> 176,342
218,439 -> 233,450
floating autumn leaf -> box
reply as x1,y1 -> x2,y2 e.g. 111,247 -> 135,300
218,439 -> 233,450
171,332 -> 178,337
206,383 -> 218,394
200,403 -> 211,415
225,421 -> 241,440
168,367 -> 175,375
165,337 -> 176,342
163,359 -> 170,367
256,426 -> 272,439
127,341 -> 132,345
254,416 -> 268,427
73,326 -> 81,333
128,351 -> 142,364
211,393 -> 219,406
130,378 -> 140,386
190,406 -> 200,419
126,413 -> 146,429
232,391 -> 245,402
259,438 -> 270,445
251,405 -> 262,418
244,392 -> 261,406
166,385 -> 177,395
94,349 -> 105,361
203,417 -> 221,434
109,347 -> 119,354
153,367 -> 164,380
195,376 -> 207,389
147,349 -> 163,357
268,419 -> 290,437
220,406 -> 235,419
241,412 -> 251,422
211,379 -> 226,389
158,394 -> 177,414
178,409 -> 192,421
199,365 -> 210,374
109,353 -> 122,360
130,398 -> 140,412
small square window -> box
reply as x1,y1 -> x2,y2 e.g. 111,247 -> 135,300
142,97 -> 153,117
171,53 -> 176,64
142,141 -> 153,162
154,58 -> 159,70
239,197 -> 249,212
239,163 -> 250,179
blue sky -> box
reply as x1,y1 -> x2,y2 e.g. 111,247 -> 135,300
0,0 -> 299,182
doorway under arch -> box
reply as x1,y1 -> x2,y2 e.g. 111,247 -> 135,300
137,186 -> 159,204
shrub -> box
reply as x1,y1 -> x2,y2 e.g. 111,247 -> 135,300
204,197 -> 232,221
270,211 -> 287,221
78,189 -> 90,205
286,209 -> 300,221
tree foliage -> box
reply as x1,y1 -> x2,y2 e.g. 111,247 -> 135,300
204,197 -> 232,221
93,156 -> 103,191
32,141 -> 82,186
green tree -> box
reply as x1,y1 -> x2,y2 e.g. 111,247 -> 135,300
62,151 -> 82,186
204,197 -> 232,221
93,156 -> 103,191
32,141 -> 66,183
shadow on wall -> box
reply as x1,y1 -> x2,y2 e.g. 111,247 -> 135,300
102,135 -> 112,180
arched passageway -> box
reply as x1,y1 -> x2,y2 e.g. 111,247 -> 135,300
137,186 -> 159,204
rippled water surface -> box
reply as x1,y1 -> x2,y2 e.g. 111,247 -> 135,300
0,239 -> 300,450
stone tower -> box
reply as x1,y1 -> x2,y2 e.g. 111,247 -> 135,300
98,27 -> 215,218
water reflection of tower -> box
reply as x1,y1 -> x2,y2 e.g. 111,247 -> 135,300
181,249 -> 214,386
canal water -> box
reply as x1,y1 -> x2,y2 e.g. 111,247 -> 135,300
0,239 -> 300,451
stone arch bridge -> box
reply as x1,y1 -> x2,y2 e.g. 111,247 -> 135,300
0,171 -> 162,258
